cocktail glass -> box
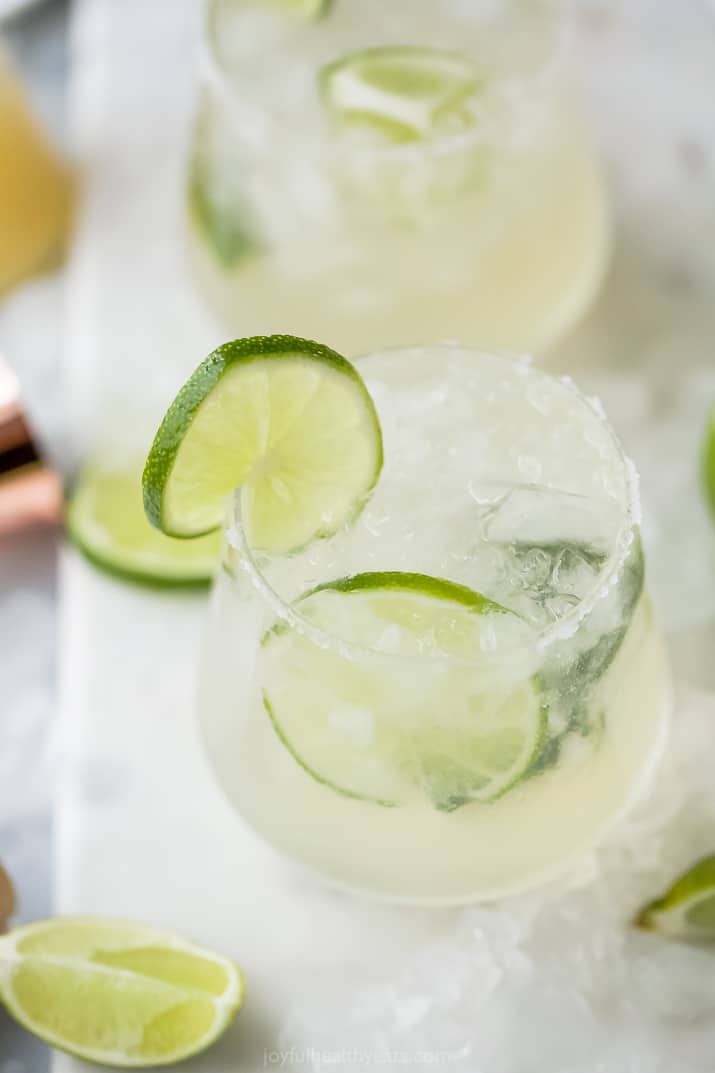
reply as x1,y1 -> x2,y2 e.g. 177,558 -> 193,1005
187,0 -> 609,355
199,344 -> 670,904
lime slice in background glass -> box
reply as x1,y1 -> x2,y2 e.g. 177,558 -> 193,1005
636,855 -> 715,940
0,917 -> 243,1067
262,571 -> 545,811
319,46 -> 481,143
67,459 -> 221,587
143,336 -> 382,556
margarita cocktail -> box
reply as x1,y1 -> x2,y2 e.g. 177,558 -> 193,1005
188,0 -> 609,354
143,337 -> 670,904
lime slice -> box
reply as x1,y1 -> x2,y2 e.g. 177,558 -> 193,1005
319,46 -> 481,143
262,572 -> 545,811
143,336 -> 383,555
636,856 -> 715,940
68,459 -> 221,586
0,917 -> 244,1066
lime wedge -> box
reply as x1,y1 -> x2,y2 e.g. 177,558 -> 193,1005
0,917 -> 244,1066
636,855 -> 715,940
319,46 -> 481,143
262,572 -> 545,810
68,459 -> 221,586
143,336 -> 383,555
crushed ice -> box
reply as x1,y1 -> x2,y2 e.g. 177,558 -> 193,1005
278,684 -> 715,1072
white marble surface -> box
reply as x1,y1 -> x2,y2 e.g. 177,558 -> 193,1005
25,0 -> 715,1070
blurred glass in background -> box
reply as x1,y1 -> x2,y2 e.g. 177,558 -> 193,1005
188,0 -> 609,356
0,41 -> 71,297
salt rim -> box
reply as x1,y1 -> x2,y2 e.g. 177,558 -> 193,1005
222,344 -> 642,666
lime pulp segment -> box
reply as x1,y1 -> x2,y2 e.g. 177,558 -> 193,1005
636,855 -> 715,940
68,459 -> 221,586
0,917 -> 244,1067
319,46 -> 481,143
143,336 -> 383,555
261,572 -> 545,811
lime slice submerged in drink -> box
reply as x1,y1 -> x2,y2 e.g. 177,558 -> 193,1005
320,46 -> 482,143
319,47 -> 487,218
0,917 -> 243,1066
262,572 -> 546,810
143,335 -> 383,555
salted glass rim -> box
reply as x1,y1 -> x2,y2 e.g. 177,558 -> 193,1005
223,344 -> 641,667
200,0 -> 567,164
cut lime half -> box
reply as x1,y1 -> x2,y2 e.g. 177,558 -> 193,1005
0,917 -> 244,1067
143,336 -> 383,556
636,855 -> 715,941
262,572 -> 545,811
320,46 -> 481,143
68,459 -> 221,586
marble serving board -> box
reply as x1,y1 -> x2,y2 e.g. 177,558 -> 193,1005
56,1 -> 715,1071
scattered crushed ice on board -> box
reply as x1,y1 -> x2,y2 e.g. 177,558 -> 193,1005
278,684 -> 715,1073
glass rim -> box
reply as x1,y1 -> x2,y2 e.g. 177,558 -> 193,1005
223,343 -> 642,667
199,0 -> 568,163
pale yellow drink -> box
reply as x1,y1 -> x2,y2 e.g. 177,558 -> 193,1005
188,1 -> 609,355
199,345 -> 670,904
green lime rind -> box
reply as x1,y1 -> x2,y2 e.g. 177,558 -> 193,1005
703,409 -> 715,518
262,571 -> 546,811
0,917 -> 244,1068
262,570 -> 508,644
309,570 -> 505,608
636,855 -> 715,940
188,170 -> 259,269
67,536 -> 214,592
262,691 -> 397,809
319,45 -> 481,143
142,335 -> 383,554
67,462 -> 221,589
188,95 -> 261,269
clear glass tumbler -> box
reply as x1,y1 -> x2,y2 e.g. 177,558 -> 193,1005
199,344 -> 670,905
187,0 -> 610,355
